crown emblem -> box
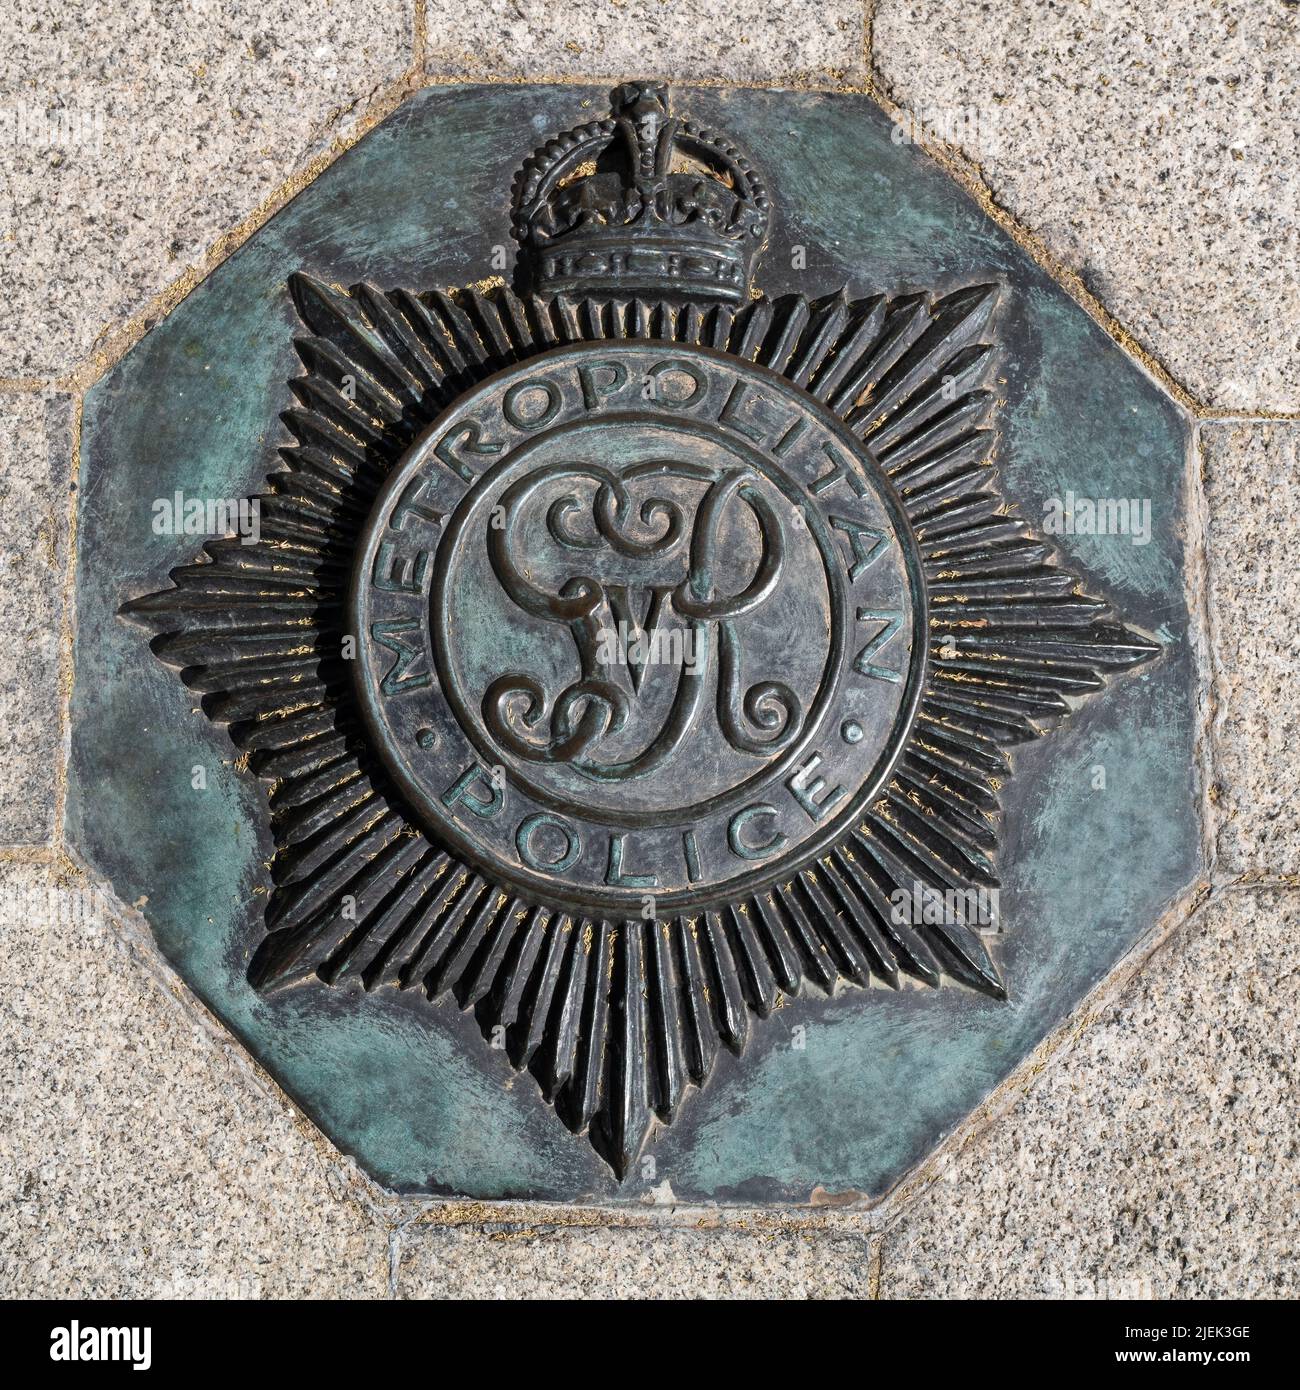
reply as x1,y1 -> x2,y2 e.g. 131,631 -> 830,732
512,82 -> 770,302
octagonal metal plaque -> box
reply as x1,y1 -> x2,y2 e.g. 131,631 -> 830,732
68,83 -> 1201,1202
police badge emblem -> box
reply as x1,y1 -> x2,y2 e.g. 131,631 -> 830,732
124,83 -> 1161,1179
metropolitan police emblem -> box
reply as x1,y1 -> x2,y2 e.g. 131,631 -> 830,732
127,83 -> 1158,1176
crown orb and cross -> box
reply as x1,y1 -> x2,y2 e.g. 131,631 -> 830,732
126,83 -> 1160,1179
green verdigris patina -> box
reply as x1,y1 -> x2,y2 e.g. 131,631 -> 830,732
69,84 -> 1199,1202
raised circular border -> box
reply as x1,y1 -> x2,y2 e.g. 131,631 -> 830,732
348,341 -> 930,914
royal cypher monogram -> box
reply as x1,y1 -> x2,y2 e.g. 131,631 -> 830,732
129,81 -> 1159,1176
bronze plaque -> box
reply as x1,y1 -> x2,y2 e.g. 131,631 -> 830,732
88,82 -> 1191,1194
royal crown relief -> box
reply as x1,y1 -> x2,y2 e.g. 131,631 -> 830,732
126,83 -> 1159,1177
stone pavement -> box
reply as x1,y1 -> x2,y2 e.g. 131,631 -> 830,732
1,1 -> 1295,1298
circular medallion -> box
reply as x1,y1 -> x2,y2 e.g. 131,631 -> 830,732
351,341 -> 926,912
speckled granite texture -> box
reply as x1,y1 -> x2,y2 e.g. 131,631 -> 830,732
0,0 -> 414,378
873,1 -> 1300,413
880,889 -> 1299,1299
1200,424 -> 1300,882
0,863 -> 389,1299
0,391 -> 71,845
423,0 -> 865,84
0,0 -> 1296,1299
395,1223 -> 876,1299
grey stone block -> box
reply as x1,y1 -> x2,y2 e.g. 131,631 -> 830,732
879,889 -> 1300,1299
874,2 -> 1300,411
0,862 -> 389,1298
1201,422 -> 1300,880
0,390 -> 71,846
396,1220 -> 875,1298
0,0 -> 415,377
424,1 -> 865,84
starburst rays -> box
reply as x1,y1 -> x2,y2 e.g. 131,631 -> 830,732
124,273 -> 1157,1176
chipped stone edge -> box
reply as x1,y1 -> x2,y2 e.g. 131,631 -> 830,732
1186,417 -> 1221,883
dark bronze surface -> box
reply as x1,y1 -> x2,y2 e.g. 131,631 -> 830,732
513,80 -> 768,302
115,84 -> 1166,1182
352,341 -> 920,911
